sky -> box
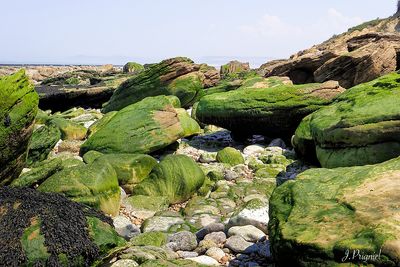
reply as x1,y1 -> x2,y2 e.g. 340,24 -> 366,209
0,0 -> 396,67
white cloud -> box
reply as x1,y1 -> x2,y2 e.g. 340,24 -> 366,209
239,14 -> 303,37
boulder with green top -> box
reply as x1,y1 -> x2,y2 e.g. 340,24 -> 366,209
38,158 -> 121,216
216,147 -> 244,166
0,186 -> 125,267
11,158 -> 63,188
293,72 -> 400,168
0,70 -> 39,185
93,154 -> 158,193
123,62 -> 144,73
27,123 -> 61,165
132,155 -> 205,204
269,156 -> 400,266
50,117 -> 87,140
195,79 -> 344,139
82,150 -> 104,164
102,57 -> 220,112
80,95 -> 201,155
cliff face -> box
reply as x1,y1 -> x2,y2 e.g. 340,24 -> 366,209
258,17 -> 400,88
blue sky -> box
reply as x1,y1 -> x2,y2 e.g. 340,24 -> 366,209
0,0 -> 396,67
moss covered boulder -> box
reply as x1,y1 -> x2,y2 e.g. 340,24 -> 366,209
269,156 -> 400,266
132,155 -> 205,204
50,117 -> 87,141
38,158 -> 121,216
94,153 -> 158,193
0,70 -> 39,185
195,79 -> 344,139
293,72 -> 400,168
0,186 -> 125,266
123,62 -> 144,73
216,147 -> 244,166
80,95 -> 201,155
102,57 -> 219,112
27,123 -> 61,165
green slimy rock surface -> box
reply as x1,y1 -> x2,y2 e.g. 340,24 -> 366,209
123,62 -> 144,73
38,158 -> 121,216
50,117 -> 87,141
11,158 -> 63,188
195,79 -> 343,138
27,123 -> 61,165
132,155 -> 205,204
0,70 -> 39,185
80,95 -> 201,155
293,72 -> 400,168
83,150 -> 104,164
216,147 -> 244,166
103,57 -> 219,112
131,232 -> 167,247
268,157 -> 400,266
94,154 -> 157,193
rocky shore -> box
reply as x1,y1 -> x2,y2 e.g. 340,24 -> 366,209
1,15 -> 400,267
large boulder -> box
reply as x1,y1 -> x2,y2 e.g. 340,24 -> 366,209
102,57 -> 220,112
0,70 -> 39,185
80,95 -> 201,155
38,158 -> 121,216
195,78 -> 344,139
132,155 -> 205,204
293,72 -> 400,168
268,157 -> 400,266
0,186 -> 125,266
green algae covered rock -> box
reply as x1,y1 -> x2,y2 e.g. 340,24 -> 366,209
123,62 -> 144,73
0,70 -> 39,185
195,79 -> 344,139
293,72 -> 400,168
38,158 -> 121,216
83,150 -> 104,164
0,186 -> 125,267
268,157 -> 400,266
102,57 -> 219,112
11,158 -> 63,188
50,117 -> 87,140
131,232 -> 167,247
132,155 -> 205,204
27,123 -> 61,165
94,154 -> 158,193
216,147 -> 244,166
80,95 -> 201,155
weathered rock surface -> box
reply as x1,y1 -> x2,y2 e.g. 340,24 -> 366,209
103,57 -> 220,112
293,72 -> 400,168
220,60 -> 250,77
269,157 -> 400,266
0,70 -> 39,185
195,78 -> 344,139
80,95 -> 201,155
259,17 -> 400,87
